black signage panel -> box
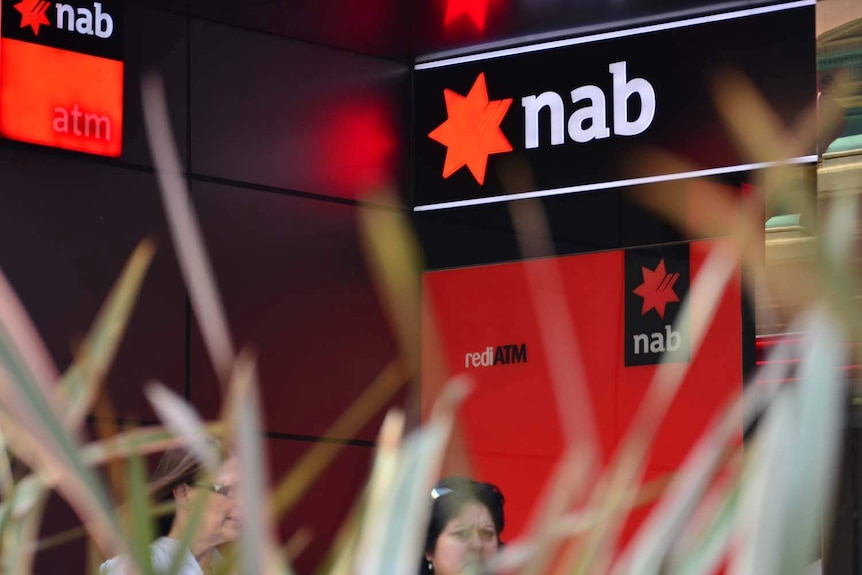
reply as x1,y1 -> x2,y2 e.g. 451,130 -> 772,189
2,0 -> 123,60
413,3 -> 815,209
624,243 -> 690,366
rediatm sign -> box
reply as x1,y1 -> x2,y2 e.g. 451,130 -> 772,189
0,0 -> 123,157
413,1 -> 815,210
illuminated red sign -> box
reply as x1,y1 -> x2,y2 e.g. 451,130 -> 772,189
428,72 -> 512,185
0,0 -> 123,156
421,240 -> 742,540
632,258 -> 680,319
444,0 -> 490,31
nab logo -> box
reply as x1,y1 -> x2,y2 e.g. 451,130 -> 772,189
14,0 -> 50,34
428,62 -> 656,185
632,258 -> 679,320
14,0 -> 113,38
632,259 -> 681,355
465,343 -> 527,368
428,73 -> 513,186
625,249 -> 689,366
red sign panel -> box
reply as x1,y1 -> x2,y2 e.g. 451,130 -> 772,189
0,0 -> 123,156
421,240 -> 742,543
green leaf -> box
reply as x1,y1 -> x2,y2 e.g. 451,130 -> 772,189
0,476 -> 48,575
60,239 -> 156,429
125,445 -> 155,575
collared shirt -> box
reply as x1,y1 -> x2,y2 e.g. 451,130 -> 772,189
99,536 -> 226,575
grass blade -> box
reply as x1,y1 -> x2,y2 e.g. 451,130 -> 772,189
0,358 -> 124,556
358,191 -> 423,375
230,350 -> 290,575
145,381 -> 220,475
270,359 -> 409,519
573,241 -> 738,575
124,444 -> 155,575
141,73 -> 235,383
0,476 -> 48,575
0,268 -> 60,401
61,239 -> 156,429
354,376 -> 470,575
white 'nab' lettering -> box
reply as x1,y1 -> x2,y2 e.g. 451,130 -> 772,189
609,61 -> 656,136
55,2 -> 113,38
568,84 -> 609,143
522,61 -> 655,149
633,325 -> 680,355
522,92 -> 565,149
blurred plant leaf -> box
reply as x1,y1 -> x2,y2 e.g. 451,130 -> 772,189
614,327 -> 800,575
501,156 -> 602,574
0,475 -> 48,575
81,423 -> 223,467
166,468 -> 219,575
358,191 -> 423,375
124,445 -> 155,575
145,381 -> 220,475
141,73 -> 236,384
61,238 -> 156,430
0,356 -> 124,556
0,269 -> 60,402
667,467 -> 742,575
321,409 -> 405,575
271,359 -> 409,519
729,308 -> 847,575
572,242 -> 738,575
324,409 -> 403,575
0,422 -> 13,500
230,349 -> 291,575
354,376 -> 470,575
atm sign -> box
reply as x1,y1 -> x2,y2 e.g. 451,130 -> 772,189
0,0 -> 123,157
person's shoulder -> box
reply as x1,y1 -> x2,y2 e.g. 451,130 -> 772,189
98,538 -> 181,575
99,554 -> 131,575
150,537 -> 191,571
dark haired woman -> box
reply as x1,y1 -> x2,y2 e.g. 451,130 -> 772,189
100,444 -> 241,575
422,477 -> 505,575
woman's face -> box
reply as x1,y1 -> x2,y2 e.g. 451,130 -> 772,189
190,455 -> 243,547
427,501 -> 499,575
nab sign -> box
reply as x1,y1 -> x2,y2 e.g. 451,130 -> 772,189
624,244 -> 690,366
413,2 -> 815,209
0,0 -> 123,156
427,62 -> 656,186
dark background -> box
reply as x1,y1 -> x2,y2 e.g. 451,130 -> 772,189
0,0 -> 838,573
0,3 -> 409,572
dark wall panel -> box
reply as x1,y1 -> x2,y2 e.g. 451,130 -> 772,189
186,181 -> 402,441
189,20 -> 410,203
267,438 -> 374,574
122,5 -> 189,169
0,147 -> 187,420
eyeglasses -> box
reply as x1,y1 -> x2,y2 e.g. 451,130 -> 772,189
190,482 -> 233,498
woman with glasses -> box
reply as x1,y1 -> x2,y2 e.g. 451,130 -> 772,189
422,477 -> 505,575
100,442 -> 242,575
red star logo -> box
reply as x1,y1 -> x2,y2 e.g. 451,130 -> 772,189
14,0 -> 51,35
444,0 -> 489,31
428,73 -> 512,185
632,259 -> 680,319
